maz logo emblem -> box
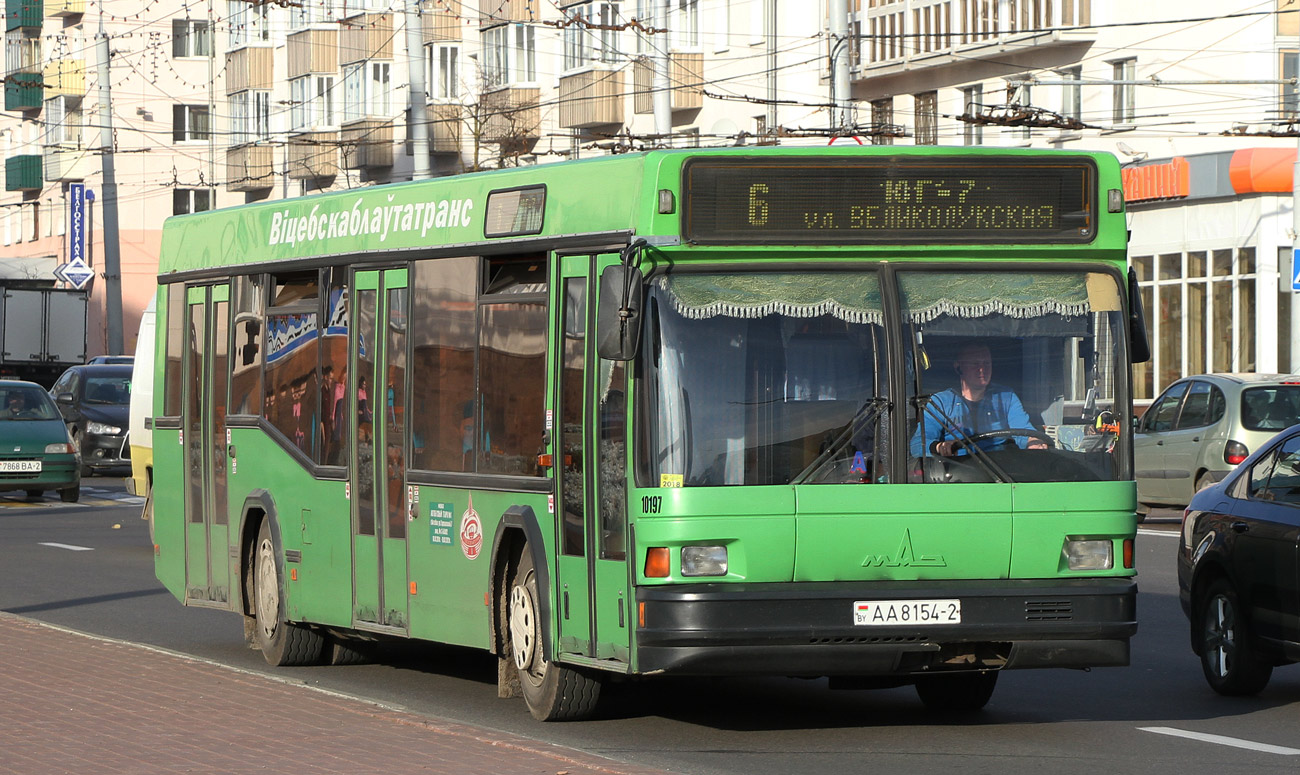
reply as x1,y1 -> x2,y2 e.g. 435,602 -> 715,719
862,529 -> 946,568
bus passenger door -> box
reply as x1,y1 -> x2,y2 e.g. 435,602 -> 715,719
182,284 -> 232,606
552,254 -> 631,666
351,269 -> 410,632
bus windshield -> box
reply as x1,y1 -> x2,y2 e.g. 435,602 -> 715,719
638,269 -> 1127,487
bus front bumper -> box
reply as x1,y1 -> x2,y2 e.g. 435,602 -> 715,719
634,577 -> 1136,676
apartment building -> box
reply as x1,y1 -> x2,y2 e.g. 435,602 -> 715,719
3,0 -> 1299,395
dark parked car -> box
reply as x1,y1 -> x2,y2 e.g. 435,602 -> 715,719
1177,421 -> 1300,696
49,364 -> 132,476
0,380 -> 80,501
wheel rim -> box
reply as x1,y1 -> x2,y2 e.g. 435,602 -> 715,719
256,536 -> 279,641
1203,593 -> 1235,679
509,575 -> 537,672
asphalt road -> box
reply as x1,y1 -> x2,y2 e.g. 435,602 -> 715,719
2,489 -> 1299,775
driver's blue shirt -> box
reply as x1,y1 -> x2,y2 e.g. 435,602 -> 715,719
909,384 -> 1036,457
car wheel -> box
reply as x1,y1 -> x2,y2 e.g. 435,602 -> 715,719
25,489 -> 42,499
915,671 -> 999,712
59,486 -> 79,503
252,519 -> 324,667
1135,502 -> 1151,524
72,429 -> 92,478
1195,473 -> 1215,494
507,547 -> 601,721
1197,579 -> 1272,696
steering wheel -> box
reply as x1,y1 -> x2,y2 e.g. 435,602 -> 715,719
961,428 -> 1053,448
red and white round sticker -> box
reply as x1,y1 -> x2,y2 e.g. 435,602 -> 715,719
460,496 -> 482,560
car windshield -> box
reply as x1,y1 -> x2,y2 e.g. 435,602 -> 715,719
0,388 -> 60,420
1241,385 -> 1300,431
636,269 -> 1128,487
84,377 -> 131,405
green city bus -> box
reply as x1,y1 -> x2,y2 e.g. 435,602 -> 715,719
151,146 -> 1145,721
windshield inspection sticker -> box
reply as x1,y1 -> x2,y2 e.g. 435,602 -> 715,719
660,474 -> 684,488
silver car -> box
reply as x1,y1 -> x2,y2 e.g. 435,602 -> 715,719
1135,373 -> 1300,515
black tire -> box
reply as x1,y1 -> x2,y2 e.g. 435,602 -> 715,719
253,520 -> 324,667
59,486 -> 79,503
1197,579 -> 1272,696
26,489 -> 42,499
915,671 -> 998,712
1195,473 -> 1215,494
73,429 -> 92,478
326,635 -> 373,666
507,548 -> 600,721
142,489 -> 154,543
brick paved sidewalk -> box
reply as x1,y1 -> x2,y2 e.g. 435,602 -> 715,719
0,613 -> 676,775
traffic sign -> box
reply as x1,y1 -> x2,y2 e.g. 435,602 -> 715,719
1293,247 -> 1300,292
54,261 -> 94,290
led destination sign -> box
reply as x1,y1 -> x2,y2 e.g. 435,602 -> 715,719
682,157 -> 1097,244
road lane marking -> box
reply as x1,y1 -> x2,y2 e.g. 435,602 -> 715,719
1138,528 -> 1178,538
1139,727 -> 1300,755
38,543 -> 94,552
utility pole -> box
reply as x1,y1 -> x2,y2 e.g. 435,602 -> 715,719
652,0 -> 671,143
405,0 -> 430,178
828,0 -> 850,132
96,13 -> 123,355
765,0 -> 776,132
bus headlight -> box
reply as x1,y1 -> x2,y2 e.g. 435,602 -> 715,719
681,545 -> 728,576
1063,539 -> 1113,571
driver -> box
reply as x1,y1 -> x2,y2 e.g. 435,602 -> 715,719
910,341 -> 1047,457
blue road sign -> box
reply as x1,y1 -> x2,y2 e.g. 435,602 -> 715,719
68,183 -> 85,267
54,261 -> 94,290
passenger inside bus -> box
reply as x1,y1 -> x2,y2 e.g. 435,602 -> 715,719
909,341 -> 1048,458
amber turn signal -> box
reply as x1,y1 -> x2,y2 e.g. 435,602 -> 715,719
645,547 -> 670,578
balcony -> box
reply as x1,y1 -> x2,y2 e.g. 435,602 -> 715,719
482,87 -> 540,144
287,29 -> 337,78
633,53 -> 704,114
558,68 -> 624,129
4,71 -> 42,111
43,59 -> 84,97
423,0 -> 461,41
426,102 -> 462,153
226,144 -> 274,191
478,0 -> 532,25
286,132 -> 339,180
340,119 -> 392,169
45,0 -> 81,15
5,0 -> 41,30
6,154 -> 42,191
226,46 -> 273,94
853,0 -> 1093,77
44,145 -> 96,181
339,13 -> 393,63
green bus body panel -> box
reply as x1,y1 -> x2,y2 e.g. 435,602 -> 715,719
153,428 -> 186,599
1009,481 -> 1136,578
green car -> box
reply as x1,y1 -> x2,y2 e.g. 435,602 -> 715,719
0,380 -> 80,502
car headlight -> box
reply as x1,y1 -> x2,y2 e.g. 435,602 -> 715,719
45,443 -> 73,454
681,545 -> 728,576
1062,539 -> 1113,571
86,421 -> 122,435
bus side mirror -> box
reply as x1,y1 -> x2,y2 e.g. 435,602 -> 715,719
597,265 -> 644,361
1127,266 -> 1151,364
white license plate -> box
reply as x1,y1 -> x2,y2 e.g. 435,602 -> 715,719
0,460 -> 41,473
853,599 -> 961,626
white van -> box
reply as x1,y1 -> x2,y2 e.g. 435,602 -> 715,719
128,296 -> 155,539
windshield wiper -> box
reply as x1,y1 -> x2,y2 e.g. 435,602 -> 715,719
915,395 -> 1013,484
796,397 -> 890,484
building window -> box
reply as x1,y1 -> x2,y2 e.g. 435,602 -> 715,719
228,0 -> 270,47
1283,51 -> 1298,120
672,0 -> 699,49
291,75 -> 337,131
483,24 -> 536,88
914,91 -> 937,145
563,2 -> 622,70
426,43 -> 461,100
172,104 -> 212,142
342,61 -> 391,122
172,19 -> 211,58
1059,66 -> 1082,122
231,90 -> 270,144
45,96 -> 83,147
174,189 -> 213,215
961,85 -> 982,146
871,98 -> 893,145
1112,58 -> 1136,124
5,29 -> 40,73
291,0 -> 338,29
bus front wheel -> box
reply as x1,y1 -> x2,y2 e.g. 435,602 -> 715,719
914,670 -> 998,712
252,520 -> 324,667
507,547 -> 600,721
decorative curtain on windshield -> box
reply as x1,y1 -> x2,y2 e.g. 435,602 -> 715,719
655,273 -> 884,324
900,272 -> 1096,322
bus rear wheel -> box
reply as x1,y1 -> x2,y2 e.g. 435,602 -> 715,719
914,670 -> 998,712
252,520 -> 323,667
507,548 -> 600,721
